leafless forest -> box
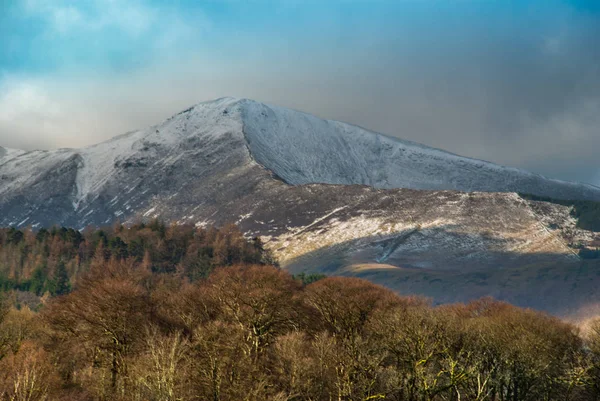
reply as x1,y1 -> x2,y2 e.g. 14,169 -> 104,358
1,223 -> 600,400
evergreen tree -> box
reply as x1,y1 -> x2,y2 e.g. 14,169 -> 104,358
30,265 -> 48,295
35,228 -> 49,243
52,260 -> 71,296
6,227 -> 24,245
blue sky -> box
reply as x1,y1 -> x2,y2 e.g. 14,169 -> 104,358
1,0 -> 599,184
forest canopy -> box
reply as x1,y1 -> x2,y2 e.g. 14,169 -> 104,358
1,223 -> 600,400
0,221 -> 274,305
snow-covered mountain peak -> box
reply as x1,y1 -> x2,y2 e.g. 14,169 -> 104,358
1,96 -> 600,226
3,98 -> 600,312
234,99 -> 600,199
70,98 -> 248,204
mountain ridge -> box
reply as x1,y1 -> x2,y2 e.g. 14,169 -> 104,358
2,97 -> 599,210
1,97 -> 600,312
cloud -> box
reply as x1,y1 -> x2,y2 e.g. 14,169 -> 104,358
48,6 -> 83,34
0,76 -> 114,150
0,79 -> 59,123
0,59 -> 234,149
0,0 -> 599,186
18,0 -> 210,61
22,0 -> 155,36
0,76 -> 76,149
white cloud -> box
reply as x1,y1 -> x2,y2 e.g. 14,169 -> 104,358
0,77 -> 66,149
20,0 -> 208,43
49,6 -> 83,34
0,79 -> 60,123
0,61 -> 228,150
22,0 -> 155,35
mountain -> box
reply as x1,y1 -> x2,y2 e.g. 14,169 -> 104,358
1,97 -> 599,313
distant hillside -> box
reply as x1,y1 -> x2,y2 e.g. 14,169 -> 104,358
1,98 -> 600,312
519,193 -> 600,232
2,98 -> 600,230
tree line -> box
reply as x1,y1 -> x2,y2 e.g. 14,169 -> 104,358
0,221 -> 274,303
519,193 -> 600,233
3,264 -> 600,399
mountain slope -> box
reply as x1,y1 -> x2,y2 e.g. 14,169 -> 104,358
240,100 -> 600,199
1,97 -> 600,313
2,97 -> 600,227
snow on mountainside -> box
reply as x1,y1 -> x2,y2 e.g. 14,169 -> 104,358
2,97 -> 600,313
0,97 -> 252,227
239,99 -> 600,198
1,97 -> 599,214
0,146 -> 26,159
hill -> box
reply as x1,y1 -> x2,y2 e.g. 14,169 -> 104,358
1,98 -> 599,312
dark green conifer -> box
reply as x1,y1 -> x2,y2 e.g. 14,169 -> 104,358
53,260 -> 71,296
